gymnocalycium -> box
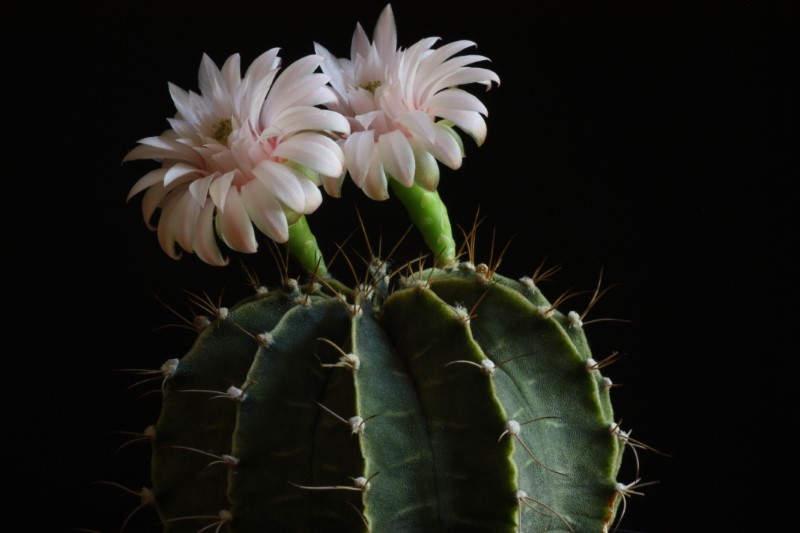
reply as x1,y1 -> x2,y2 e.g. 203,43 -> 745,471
116,5 -> 653,532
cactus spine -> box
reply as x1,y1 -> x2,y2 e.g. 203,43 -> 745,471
143,259 -> 625,532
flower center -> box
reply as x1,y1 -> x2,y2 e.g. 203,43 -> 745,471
359,80 -> 382,94
213,118 -> 233,145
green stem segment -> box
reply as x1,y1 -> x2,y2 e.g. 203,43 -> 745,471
286,215 -> 327,277
389,181 -> 456,266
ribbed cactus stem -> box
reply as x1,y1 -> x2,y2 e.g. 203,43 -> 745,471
146,265 -> 625,532
389,180 -> 456,266
286,215 -> 327,276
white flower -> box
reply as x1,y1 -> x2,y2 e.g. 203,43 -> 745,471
123,49 -> 350,265
314,4 -> 499,200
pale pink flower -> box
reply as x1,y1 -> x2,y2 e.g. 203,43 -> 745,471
123,49 -> 350,265
314,4 -> 499,200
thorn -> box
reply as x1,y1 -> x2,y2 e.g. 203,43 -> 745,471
445,358 -> 496,377
586,351 -> 625,372
93,482 -> 154,533
516,490 -> 575,533
316,338 -> 360,370
289,472 -> 378,493
313,399 -> 375,437
179,380 -> 255,403
113,425 -> 156,454
167,445 -> 240,471
167,509 -> 232,533
499,419 -> 566,476
612,479 -> 659,533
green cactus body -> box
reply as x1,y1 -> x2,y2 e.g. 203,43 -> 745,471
149,263 -> 624,532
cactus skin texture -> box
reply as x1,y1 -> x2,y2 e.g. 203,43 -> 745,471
149,261 -> 624,532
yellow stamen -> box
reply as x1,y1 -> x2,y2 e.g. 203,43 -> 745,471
213,118 -> 233,144
359,81 -> 382,93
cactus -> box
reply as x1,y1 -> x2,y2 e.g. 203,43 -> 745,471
134,255 -> 627,533
111,5 -> 651,530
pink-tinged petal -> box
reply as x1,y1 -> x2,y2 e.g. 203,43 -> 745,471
209,171 -> 236,210
349,89 -> 380,117
427,123 -> 463,170
351,23 -> 371,60
122,144 -> 176,163
166,118 -> 196,139
272,133 -> 344,178
244,48 -> 281,86
272,107 -> 350,136
378,130 -> 415,186
397,110 -> 437,143
314,42 -> 348,99
426,67 -> 500,98
127,168 -> 167,201
251,160 -> 305,213
156,191 -> 185,260
410,138 -> 440,191
291,85 -> 341,108
198,53 -> 229,109
216,187 -> 258,253
263,55 -> 328,120
220,53 -> 242,96
123,136 -> 202,165
298,175 -> 323,213
420,54 -> 492,85
168,83 -> 201,125
432,108 -> 487,145
188,174 -> 215,205
322,174 -> 345,198
425,88 -> 488,115
363,153 -> 389,200
244,68 -> 279,126
416,41 -> 478,78
398,37 -> 440,103
164,162 -> 201,187
241,180 -> 289,242
372,4 -> 397,63
354,110 -> 381,130
343,131 -> 376,188
172,190 -> 201,251
194,201 -> 228,266
141,182 -> 167,230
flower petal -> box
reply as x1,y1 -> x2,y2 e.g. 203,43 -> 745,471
425,88 -> 488,115
194,201 -> 228,266
251,160 -> 305,213
363,151 -> 389,200
141,182 -> 167,230
127,168 -> 167,201
378,130 -> 415,186
188,174 -> 215,206
241,180 -> 289,242
431,108 -> 487,145
410,138 -> 440,191
164,162 -> 201,187
397,110 -> 437,143
372,4 -> 397,64
272,107 -> 350,136
298,175 -> 323,213
156,191 -> 185,259
215,187 -> 258,253
272,132 -> 344,178
343,131 -> 376,188
209,171 -> 236,210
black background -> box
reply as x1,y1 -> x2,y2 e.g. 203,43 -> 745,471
9,1 -> 794,531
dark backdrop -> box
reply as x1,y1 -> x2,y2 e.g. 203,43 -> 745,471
9,1 -> 794,531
